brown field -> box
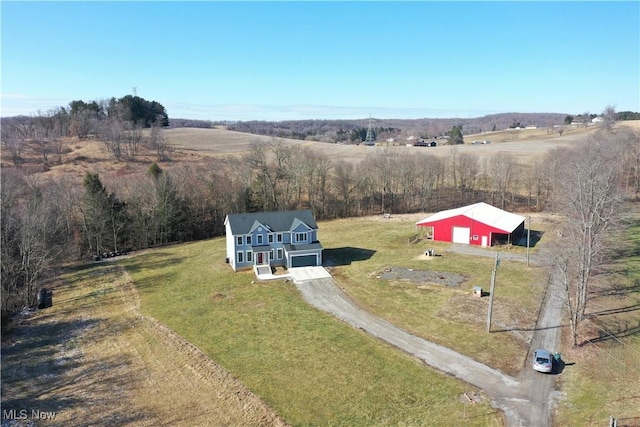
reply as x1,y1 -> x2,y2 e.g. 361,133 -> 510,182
1,262 -> 287,426
3,121 -> 637,181
163,126 -> 577,163
162,121 -> 624,164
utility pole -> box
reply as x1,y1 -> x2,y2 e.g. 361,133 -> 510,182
486,252 -> 500,333
526,216 -> 531,267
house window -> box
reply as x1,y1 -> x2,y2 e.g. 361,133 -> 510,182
257,235 -> 263,245
270,250 -> 274,260
246,235 -> 252,245
473,235 -> 479,241
295,232 -> 307,243
268,234 -> 274,243
277,248 -> 283,259
247,251 -> 253,262
237,236 -> 243,246
237,252 -> 244,263
277,233 -> 282,242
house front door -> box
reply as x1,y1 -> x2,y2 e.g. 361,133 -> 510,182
257,252 -> 264,265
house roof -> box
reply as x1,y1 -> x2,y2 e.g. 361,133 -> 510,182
284,242 -> 324,252
226,210 -> 318,235
416,202 -> 525,233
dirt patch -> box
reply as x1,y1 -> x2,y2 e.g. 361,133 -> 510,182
377,266 -> 466,287
211,292 -> 227,301
1,263 -> 288,427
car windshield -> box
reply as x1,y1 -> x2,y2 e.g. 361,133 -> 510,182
536,356 -> 549,364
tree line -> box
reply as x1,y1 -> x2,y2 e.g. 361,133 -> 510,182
227,113 -> 570,143
1,96 -> 171,166
2,121 -> 639,343
1,95 -> 168,143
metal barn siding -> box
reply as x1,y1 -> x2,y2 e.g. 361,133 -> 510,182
416,203 -> 526,247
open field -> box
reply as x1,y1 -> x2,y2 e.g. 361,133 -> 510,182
1,262 -> 287,426
121,220 -> 504,426
3,212 -> 639,425
162,125 -> 591,164
3,121 -> 636,180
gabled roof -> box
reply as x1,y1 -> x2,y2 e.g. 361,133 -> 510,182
226,210 -> 318,235
416,202 -> 525,233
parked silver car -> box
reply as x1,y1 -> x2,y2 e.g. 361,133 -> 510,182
533,349 -> 553,373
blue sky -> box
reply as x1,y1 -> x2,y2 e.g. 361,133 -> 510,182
2,1 -> 639,121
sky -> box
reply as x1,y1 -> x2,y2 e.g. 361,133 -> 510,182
2,1 -> 639,121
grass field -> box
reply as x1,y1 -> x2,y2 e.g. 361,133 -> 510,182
318,215 -> 549,375
1,262 -> 286,426
122,216 -> 509,426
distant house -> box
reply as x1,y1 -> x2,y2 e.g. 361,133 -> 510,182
224,210 -> 323,272
416,202 -> 525,247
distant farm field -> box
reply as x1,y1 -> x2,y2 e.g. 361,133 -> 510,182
162,122 -> 618,164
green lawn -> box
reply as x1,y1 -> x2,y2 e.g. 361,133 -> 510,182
124,212 -> 640,425
123,221 -> 504,426
321,217 -> 546,374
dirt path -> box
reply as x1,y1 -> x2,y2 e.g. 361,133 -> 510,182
294,265 -> 563,426
1,263 -> 287,427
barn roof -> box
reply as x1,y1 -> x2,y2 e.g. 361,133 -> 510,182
416,202 -> 525,233
225,210 -> 318,235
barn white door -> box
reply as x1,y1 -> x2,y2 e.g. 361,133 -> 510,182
452,227 -> 470,244
481,236 -> 488,247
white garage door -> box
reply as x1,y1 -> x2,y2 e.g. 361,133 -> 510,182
452,227 -> 470,244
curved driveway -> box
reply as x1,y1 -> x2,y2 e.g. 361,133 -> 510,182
291,262 -> 562,426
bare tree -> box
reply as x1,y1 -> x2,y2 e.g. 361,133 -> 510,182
416,154 -> 445,212
546,132 -> 624,346
449,148 -> 479,202
51,138 -> 69,164
302,150 -> 332,219
123,122 -> 143,157
487,153 -> 516,209
149,123 -> 170,162
601,105 -> 617,131
613,127 -> 640,198
4,136 -> 27,167
245,140 -> 290,211
98,118 -> 124,160
333,161 -> 361,217
1,169 -> 67,317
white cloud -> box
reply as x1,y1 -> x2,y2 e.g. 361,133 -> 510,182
164,101 -> 498,121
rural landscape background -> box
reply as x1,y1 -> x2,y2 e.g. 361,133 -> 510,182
2,1 -> 639,426
1,99 -> 639,425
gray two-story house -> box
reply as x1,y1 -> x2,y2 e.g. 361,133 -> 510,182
224,210 -> 323,272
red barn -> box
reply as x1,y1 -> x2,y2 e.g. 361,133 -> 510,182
416,202 -> 526,247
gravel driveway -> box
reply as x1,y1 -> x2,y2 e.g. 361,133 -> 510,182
293,258 -> 562,426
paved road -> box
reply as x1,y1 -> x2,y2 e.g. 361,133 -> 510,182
292,263 -> 563,426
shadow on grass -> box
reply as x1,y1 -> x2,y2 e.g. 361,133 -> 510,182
2,315 -> 150,425
323,247 -> 376,266
493,323 -> 566,334
579,320 -> 640,346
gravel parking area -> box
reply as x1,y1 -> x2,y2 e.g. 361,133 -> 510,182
378,266 -> 466,287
